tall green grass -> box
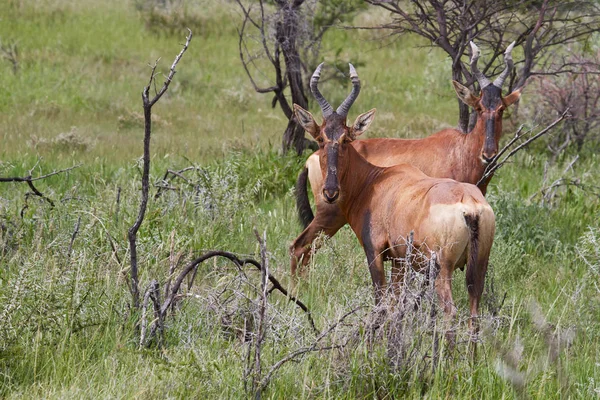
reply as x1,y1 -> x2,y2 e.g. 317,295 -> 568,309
0,0 -> 599,398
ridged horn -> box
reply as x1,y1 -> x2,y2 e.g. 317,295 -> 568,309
310,62 -> 333,117
470,41 -> 491,89
493,41 -> 516,88
336,63 -> 361,117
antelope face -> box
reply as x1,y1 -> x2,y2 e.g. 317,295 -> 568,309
293,63 -> 375,205
453,41 -> 523,164
294,106 -> 376,204
479,85 -> 507,163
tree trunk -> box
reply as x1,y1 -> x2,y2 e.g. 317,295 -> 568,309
282,120 -> 307,155
276,0 -> 309,155
451,66 -> 470,133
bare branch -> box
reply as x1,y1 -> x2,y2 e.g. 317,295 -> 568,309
67,216 -> 81,259
477,110 -> 570,186
160,250 -> 317,333
257,306 -> 364,393
128,30 -> 193,309
1,164 -> 82,210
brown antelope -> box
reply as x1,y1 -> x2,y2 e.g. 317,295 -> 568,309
291,42 -> 519,276
293,63 -> 496,335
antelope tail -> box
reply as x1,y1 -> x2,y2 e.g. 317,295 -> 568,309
464,214 -> 484,299
296,167 -> 314,228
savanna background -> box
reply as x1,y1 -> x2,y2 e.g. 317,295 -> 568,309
0,0 -> 599,398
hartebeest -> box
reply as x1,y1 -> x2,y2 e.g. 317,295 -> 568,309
291,42 -> 519,276
293,63 -> 496,334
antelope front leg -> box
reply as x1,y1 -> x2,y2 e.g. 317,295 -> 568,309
290,206 -> 347,278
366,249 -> 386,305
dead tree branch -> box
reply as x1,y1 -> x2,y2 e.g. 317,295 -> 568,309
128,29 -> 192,309
236,0 -> 363,154
365,0 -> 600,131
528,155 -> 600,205
251,228 -> 269,397
257,306 -> 364,395
154,166 -> 201,199
477,110 -> 570,186
1,163 -> 81,216
158,250 -> 317,333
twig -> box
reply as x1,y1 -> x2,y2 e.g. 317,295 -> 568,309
477,110 -> 570,186
154,166 -> 200,199
165,230 -> 181,300
1,164 -> 82,210
0,164 -> 81,183
67,216 -> 82,259
149,280 -> 163,347
128,29 -> 192,309
139,284 -> 153,349
159,250 -> 317,333
257,306 -> 364,394
115,186 -> 121,224
251,228 -> 269,398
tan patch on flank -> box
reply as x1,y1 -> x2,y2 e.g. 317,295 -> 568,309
423,203 -> 494,267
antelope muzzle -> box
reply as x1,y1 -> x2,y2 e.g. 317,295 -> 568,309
482,116 -> 498,163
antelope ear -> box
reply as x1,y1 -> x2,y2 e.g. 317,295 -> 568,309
293,104 -> 320,139
452,80 -> 480,108
350,109 -> 376,138
503,88 -> 522,107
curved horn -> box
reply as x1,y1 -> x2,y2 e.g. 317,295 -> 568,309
493,41 -> 515,88
336,63 -> 361,117
470,41 -> 491,89
310,62 -> 333,117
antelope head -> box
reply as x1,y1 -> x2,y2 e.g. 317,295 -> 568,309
453,41 -> 522,164
294,63 -> 376,204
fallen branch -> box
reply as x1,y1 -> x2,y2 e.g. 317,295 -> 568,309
477,110 -> 570,187
159,250 -> 317,333
0,164 -> 81,210
154,166 -> 200,199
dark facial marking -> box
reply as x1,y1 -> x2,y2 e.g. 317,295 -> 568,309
481,86 -> 503,160
323,141 -> 340,201
481,85 -> 502,110
323,113 -> 347,141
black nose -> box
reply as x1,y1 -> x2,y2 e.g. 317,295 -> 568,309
323,189 -> 339,203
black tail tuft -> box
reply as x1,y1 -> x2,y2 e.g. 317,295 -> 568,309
464,214 -> 482,298
296,167 -> 314,229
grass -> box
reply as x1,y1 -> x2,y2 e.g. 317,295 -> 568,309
1,0 -> 599,398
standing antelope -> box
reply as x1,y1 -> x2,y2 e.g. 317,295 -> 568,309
293,63 -> 496,335
291,42 -> 520,276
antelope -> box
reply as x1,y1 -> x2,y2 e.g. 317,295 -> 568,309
293,63 -> 496,335
291,42 -> 520,277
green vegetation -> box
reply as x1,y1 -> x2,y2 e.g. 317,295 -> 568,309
1,1 -> 598,398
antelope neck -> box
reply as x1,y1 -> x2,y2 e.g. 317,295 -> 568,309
337,145 -> 384,215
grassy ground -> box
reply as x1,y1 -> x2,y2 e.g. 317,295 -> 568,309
1,0 -> 599,398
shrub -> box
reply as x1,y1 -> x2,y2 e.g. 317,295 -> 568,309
523,48 -> 600,158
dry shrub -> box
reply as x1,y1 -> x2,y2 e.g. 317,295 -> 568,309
524,49 -> 600,158
134,0 -> 229,37
117,110 -> 170,131
28,127 -> 96,152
